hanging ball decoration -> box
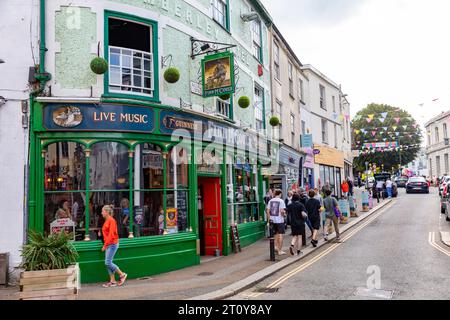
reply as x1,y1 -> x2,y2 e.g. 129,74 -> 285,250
164,67 -> 180,84
219,94 -> 231,101
269,116 -> 280,127
90,57 -> 109,75
238,96 -> 251,109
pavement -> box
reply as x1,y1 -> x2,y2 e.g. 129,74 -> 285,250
230,188 -> 450,300
0,188 -> 394,300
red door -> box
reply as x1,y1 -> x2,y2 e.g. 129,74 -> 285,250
199,177 -> 222,256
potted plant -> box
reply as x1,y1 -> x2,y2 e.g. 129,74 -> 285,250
238,96 -> 250,109
90,57 -> 108,75
269,116 -> 280,127
19,230 -> 79,300
164,67 -> 180,84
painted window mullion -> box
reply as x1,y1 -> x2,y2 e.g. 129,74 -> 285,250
84,150 -> 91,241
163,152 -> 168,231
128,151 -> 134,238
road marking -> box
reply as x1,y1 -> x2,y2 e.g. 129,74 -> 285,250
429,232 -> 450,257
247,202 -> 395,298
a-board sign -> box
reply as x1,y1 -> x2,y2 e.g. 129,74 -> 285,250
177,191 -> 188,231
230,225 -> 241,253
50,218 -> 75,241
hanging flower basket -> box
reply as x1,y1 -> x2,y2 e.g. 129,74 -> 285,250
219,94 -> 231,101
90,57 -> 108,75
238,96 -> 250,109
164,67 -> 180,84
270,116 -> 280,127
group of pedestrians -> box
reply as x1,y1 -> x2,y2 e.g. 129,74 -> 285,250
266,188 -> 343,256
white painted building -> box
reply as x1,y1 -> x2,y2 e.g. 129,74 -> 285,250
425,111 -> 450,179
301,65 -> 352,197
0,0 -> 38,283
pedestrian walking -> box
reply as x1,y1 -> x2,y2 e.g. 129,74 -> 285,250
306,190 -> 321,247
266,189 -> 287,255
322,181 -> 332,195
376,179 -> 384,202
285,190 -> 293,207
348,177 -> 354,197
323,190 -> 342,243
286,193 -> 308,256
299,188 -> 314,236
386,178 -> 393,199
341,180 -> 349,198
101,205 -> 128,288
264,188 -> 273,205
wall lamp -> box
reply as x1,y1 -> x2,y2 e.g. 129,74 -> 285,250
0,59 -> 5,64
241,12 -> 259,22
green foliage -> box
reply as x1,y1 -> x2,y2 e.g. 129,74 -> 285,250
20,230 -> 78,271
351,103 -> 423,172
219,94 -> 231,101
90,57 -> 108,75
238,96 -> 251,109
164,67 -> 180,84
269,116 -> 280,127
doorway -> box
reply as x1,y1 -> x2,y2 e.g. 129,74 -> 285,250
197,177 -> 222,256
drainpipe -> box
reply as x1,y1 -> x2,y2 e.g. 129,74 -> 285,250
28,0 -> 51,235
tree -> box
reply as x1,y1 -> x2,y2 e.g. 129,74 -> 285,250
351,103 -> 422,173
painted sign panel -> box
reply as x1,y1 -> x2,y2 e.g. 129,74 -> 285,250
301,134 -> 313,148
50,218 -> 75,241
202,52 -> 235,98
44,104 -> 155,133
314,145 -> 345,168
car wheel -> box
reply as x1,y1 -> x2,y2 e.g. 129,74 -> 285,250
447,216 -> 450,222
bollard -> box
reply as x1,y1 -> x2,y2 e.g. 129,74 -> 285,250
269,222 -> 276,262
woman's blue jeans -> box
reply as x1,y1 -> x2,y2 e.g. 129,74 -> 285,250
105,243 -> 119,276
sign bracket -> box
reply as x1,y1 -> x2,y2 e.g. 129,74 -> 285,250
191,37 -> 237,59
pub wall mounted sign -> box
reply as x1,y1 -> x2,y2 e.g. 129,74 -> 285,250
43,104 -> 155,133
202,51 -> 235,98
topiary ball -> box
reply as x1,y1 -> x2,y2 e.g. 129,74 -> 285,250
219,94 -> 231,101
90,57 -> 108,75
238,96 -> 251,109
164,67 -> 180,84
270,116 -> 280,127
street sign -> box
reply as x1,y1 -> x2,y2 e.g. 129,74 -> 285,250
313,149 -> 321,155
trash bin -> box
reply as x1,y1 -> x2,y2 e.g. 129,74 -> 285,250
0,252 -> 9,285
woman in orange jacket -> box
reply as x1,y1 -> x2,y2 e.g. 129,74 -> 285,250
101,205 -> 127,288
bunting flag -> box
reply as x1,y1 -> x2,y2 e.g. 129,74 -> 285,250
361,129 -> 367,134
345,114 -> 351,121
381,112 -> 388,118
368,114 -> 375,120
332,112 -> 338,120
383,127 -> 388,131
372,131 -> 377,137
355,129 -> 361,135
392,126 -> 398,131
394,118 -> 401,124
366,118 -> 373,124
402,125 -> 408,130
339,114 -> 345,121
413,124 -> 418,129
395,132 -> 400,137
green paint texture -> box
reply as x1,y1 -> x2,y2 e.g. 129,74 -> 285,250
55,6 -> 97,89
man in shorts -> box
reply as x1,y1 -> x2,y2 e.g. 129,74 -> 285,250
266,189 -> 287,255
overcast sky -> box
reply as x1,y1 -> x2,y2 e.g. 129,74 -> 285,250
260,0 -> 450,126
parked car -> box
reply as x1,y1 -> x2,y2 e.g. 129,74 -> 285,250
441,183 -> 449,214
440,176 -> 450,196
395,176 -> 408,188
406,177 -> 430,194
442,189 -> 450,221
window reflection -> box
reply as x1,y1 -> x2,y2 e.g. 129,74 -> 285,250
168,147 -> 189,189
136,143 -> 163,189
44,142 -> 86,191
133,191 -> 164,237
90,142 -> 129,190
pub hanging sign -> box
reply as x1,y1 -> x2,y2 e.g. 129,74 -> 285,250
201,52 -> 235,98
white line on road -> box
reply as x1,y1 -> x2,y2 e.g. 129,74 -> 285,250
429,232 -> 450,258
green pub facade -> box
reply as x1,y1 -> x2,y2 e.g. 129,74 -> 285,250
30,0 -> 275,283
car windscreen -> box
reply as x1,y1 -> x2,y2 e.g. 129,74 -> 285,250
409,178 -> 425,183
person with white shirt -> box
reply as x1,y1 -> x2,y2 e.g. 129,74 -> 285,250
386,178 -> 393,199
266,189 -> 287,255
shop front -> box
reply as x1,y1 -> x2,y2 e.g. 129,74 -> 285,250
301,147 -> 315,190
29,101 -> 269,283
269,146 -> 304,196
314,145 -> 345,198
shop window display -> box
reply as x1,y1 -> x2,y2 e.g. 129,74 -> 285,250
43,142 -> 86,241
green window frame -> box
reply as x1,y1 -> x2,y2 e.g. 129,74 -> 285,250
40,139 -> 192,242
212,0 -> 230,31
103,10 -> 160,103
